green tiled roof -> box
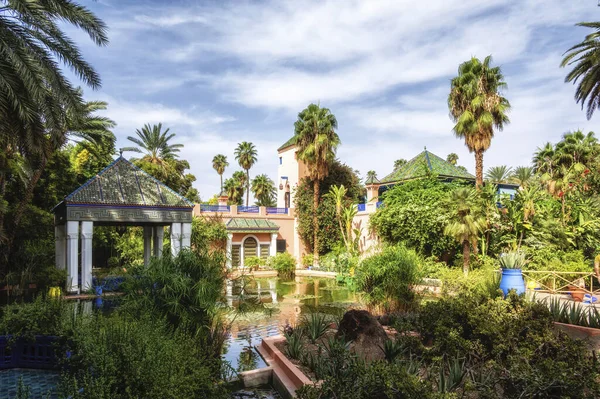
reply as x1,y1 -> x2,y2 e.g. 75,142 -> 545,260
226,218 -> 279,233
365,174 -> 380,185
278,135 -> 297,151
63,157 -> 194,208
380,149 -> 475,184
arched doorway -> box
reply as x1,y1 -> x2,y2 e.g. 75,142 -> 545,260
243,236 -> 258,264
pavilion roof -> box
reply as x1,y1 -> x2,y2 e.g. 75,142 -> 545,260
60,157 -> 194,208
226,218 -> 279,233
380,149 -> 475,184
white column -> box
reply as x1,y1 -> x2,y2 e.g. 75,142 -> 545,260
55,224 -> 66,270
226,279 -> 233,307
153,226 -> 164,257
80,221 -> 93,292
270,233 -> 277,257
181,223 -> 192,250
143,226 -> 153,266
226,233 -> 233,269
65,221 -> 79,293
170,223 -> 182,257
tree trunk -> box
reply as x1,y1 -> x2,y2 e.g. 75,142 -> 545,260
462,240 -> 470,276
313,179 -> 320,266
246,170 -> 250,206
475,149 -> 484,189
220,174 -> 223,194
8,156 -> 48,248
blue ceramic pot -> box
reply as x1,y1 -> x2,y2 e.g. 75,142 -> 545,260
499,268 -> 525,297
94,285 -> 103,296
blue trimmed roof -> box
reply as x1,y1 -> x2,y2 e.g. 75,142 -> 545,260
60,157 -> 193,208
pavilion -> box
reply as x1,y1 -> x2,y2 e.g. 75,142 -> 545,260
53,156 -> 194,293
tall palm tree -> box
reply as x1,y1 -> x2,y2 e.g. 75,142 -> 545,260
124,123 -> 182,165
234,142 -> 257,206
394,159 -> 407,170
0,0 -> 108,154
533,142 -> 556,175
448,56 -> 511,188
212,154 -> 228,193
485,165 -> 512,184
232,170 -> 247,205
444,188 -> 485,276
366,170 -> 377,182
294,103 -> 340,265
511,166 -> 534,188
446,153 -> 459,165
554,130 -> 598,167
251,174 -> 276,207
561,22 -> 600,119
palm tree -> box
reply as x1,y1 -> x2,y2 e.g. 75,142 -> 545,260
554,130 -> 598,168
124,123 -> 182,165
326,185 -> 349,250
444,188 -> 485,276
251,174 -> 276,207
294,103 -> 340,264
366,170 -> 377,183
0,0 -> 108,153
511,166 -> 534,188
232,170 -> 247,205
561,22 -> 600,119
448,56 -> 511,188
212,154 -> 229,193
234,142 -> 258,206
446,153 -> 459,165
533,142 -> 556,175
10,98 -> 115,240
394,159 -> 407,170
485,165 -> 512,184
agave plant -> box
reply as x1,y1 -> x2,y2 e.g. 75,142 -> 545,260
302,312 -> 331,344
499,251 -> 527,269
284,329 -> 305,360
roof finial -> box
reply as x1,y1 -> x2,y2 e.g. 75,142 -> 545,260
424,146 -> 427,151
119,148 -> 123,157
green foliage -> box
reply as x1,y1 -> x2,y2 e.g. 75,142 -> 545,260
355,245 -> 422,311
319,248 -> 359,274
498,251 -> 527,269
120,250 -> 225,342
134,158 -> 199,203
59,313 -> 228,399
542,296 -> 600,328
301,253 -> 314,268
0,296 -> 72,340
525,247 -> 590,272
267,252 -> 296,278
295,161 -> 364,255
370,178 -> 461,257
244,256 -> 262,271
192,215 -> 228,256
284,329 -> 305,360
301,312 -> 330,344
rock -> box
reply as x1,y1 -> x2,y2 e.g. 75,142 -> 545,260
336,309 -> 388,361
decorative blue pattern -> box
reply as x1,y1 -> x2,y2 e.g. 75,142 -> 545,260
0,336 -> 58,370
356,203 -> 366,212
238,206 -> 259,213
266,207 -> 288,215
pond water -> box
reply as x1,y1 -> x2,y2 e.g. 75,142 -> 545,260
222,276 -> 359,373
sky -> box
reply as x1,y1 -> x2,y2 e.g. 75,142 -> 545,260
66,0 -> 598,200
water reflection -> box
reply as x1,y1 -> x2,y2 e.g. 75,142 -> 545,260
222,276 -> 360,371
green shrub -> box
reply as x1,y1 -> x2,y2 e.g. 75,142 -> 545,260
301,312 -> 330,344
319,249 -> 359,274
0,296 -> 72,340
268,252 -> 296,278
355,245 -> 422,311
525,247 -> 590,272
59,313 -> 228,399
301,254 -> 314,268
244,256 -> 262,271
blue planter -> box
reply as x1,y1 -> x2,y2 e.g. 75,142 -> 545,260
94,286 -> 103,296
499,268 -> 525,297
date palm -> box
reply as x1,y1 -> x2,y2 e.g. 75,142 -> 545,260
533,142 -> 556,175
124,123 -> 182,166
394,159 -> 407,170
294,103 -> 340,265
448,56 -> 511,188
234,142 -> 257,206
444,188 -> 485,276
446,153 -> 459,165
511,166 -> 533,188
561,22 -> 600,119
554,130 -> 598,168
212,154 -> 228,193
0,0 -> 108,153
484,165 -> 512,184
251,174 -> 276,207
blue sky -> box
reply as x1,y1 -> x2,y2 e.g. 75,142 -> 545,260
68,0 -> 597,199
